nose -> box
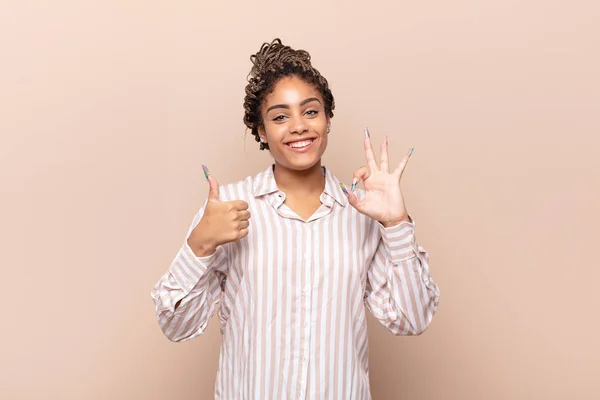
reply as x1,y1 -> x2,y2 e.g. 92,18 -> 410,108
289,114 -> 308,135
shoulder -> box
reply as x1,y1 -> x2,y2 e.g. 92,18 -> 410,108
218,176 -> 253,202
217,167 -> 268,203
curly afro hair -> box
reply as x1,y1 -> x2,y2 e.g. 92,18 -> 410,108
243,38 -> 335,151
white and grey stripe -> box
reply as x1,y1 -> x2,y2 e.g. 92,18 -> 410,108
151,164 -> 440,399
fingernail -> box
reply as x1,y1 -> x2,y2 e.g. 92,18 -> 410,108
364,127 -> 370,138
351,178 -> 357,192
408,148 -> 414,157
202,165 -> 210,180
339,182 -> 349,195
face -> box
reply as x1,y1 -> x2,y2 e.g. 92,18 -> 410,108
258,75 -> 329,172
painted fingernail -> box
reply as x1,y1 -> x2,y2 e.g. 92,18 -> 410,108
351,178 -> 357,192
339,182 -> 349,195
364,127 -> 370,138
408,148 -> 414,157
202,165 -> 210,180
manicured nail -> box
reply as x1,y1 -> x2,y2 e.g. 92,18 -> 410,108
339,182 -> 349,195
202,165 -> 210,180
351,178 -> 357,192
364,127 -> 370,138
408,148 -> 414,157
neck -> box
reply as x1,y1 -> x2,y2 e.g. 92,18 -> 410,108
273,161 -> 325,197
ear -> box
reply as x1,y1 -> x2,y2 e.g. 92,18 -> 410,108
257,125 -> 267,142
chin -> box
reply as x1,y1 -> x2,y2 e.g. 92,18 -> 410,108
292,159 -> 321,171
276,152 -> 325,172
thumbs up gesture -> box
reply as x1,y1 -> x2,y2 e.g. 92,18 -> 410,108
187,166 -> 251,257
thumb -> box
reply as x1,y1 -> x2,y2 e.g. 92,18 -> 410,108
346,190 -> 363,212
207,176 -> 221,203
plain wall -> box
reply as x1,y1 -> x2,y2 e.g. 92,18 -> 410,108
1,0 -> 598,399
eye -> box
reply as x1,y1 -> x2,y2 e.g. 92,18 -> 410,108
305,110 -> 318,116
272,115 -> 286,121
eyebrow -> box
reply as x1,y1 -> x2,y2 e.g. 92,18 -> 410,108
266,97 -> 322,113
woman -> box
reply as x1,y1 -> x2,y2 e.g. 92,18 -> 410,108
151,38 -> 440,399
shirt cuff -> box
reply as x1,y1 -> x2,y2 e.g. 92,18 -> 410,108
378,215 -> 419,263
169,240 -> 224,293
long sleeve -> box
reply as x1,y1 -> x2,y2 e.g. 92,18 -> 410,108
364,216 -> 440,336
150,205 -> 229,342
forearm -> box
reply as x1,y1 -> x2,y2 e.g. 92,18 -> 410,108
151,240 -> 228,342
366,217 -> 440,335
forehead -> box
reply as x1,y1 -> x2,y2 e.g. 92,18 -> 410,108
263,76 -> 322,107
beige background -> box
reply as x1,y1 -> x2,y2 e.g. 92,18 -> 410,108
1,0 -> 598,399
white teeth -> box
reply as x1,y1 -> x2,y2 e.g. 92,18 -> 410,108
288,139 -> 313,148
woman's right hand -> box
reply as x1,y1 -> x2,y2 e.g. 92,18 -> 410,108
187,175 -> 251,257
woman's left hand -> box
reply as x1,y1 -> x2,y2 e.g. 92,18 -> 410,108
342,129 -> 413,227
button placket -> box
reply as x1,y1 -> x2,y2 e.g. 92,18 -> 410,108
299,224 -> 312,399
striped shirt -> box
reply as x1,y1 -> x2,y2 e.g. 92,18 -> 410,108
151,164 -> 440,399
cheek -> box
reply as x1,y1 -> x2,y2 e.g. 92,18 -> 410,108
319,132 -> 329,150
308,118 -> 327,132
265,124 -> 285,140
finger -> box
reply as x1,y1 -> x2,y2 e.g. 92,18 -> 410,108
238,228 -> 249,239
364,128 -> 379,172
238,220 -> 250,230
231,200 -> 249,211
237,210 -> 251,221
207,175 -> 221,203
393,148 -> 414,178
351,166 -> 370,191
380,135 -> 389,173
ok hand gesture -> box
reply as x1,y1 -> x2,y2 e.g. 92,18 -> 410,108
341,128 -> 413,227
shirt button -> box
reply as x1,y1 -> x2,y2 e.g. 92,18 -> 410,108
304,321 -> 309,326
302,356 -> 307,362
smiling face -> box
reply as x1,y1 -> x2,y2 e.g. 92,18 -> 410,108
258,75 -> 329,172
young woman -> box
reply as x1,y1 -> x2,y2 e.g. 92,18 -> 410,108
151,38 -> 440,399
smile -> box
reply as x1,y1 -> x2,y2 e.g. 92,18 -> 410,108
287,139 -> 314,148
285,138 -> 316,152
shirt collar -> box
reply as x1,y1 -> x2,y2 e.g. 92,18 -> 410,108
322,166 -> 347,207
252,164 -> 348,207
252,164 -> 279,197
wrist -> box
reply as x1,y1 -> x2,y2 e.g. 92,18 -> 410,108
380,215 -> 411,228
187,238 -> 217,257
